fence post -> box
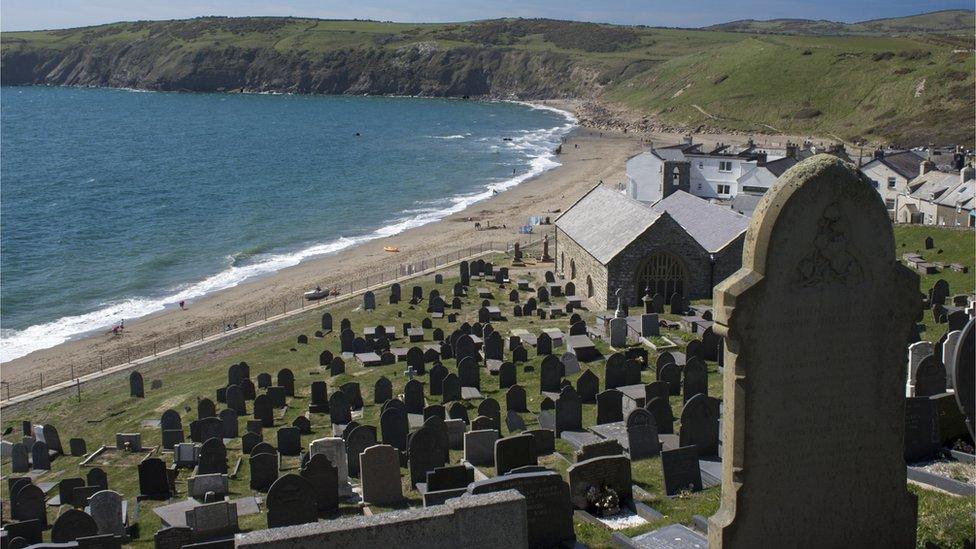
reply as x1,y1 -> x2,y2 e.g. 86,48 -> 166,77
244,313 -> 247,326
39,373 -> 43,390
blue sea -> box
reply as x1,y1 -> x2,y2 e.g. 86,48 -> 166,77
0,87 -> 574,361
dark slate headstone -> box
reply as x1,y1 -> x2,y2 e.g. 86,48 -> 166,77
526,429 -> 555,456
426,464 -> 474,492
683,357 -> 708,402
253,394 -> 274,428
256,372 -> 272,389
129,371 -> 144,398
12,484 -> 46,528
69,438 -> 88,457
58,478 -> 85,508
301,453 -> 339,513
447,401 -> 469,424
325,392 -> 352,427
540,355 -> 562,394
661,445 -> 702,496
87,468 -> 108,490
576,439 -> 625,462
506,410 -> 526,432
266,474 -> 318,528
249,451 -> 279,491
567,454 -> 633,510
138,457 -> 171,499
11,442 -> 29,472
219,409 -> 239,439
374,376 -> 393,404
408,424 -> 447,487
51,508 -> 99,543
626,408 -> 661,460
596,389 -> 624,425
536,333 -> 553,356
405,379 -> 425,415
458,357 -> 481,390
309,381 -> 329,413
226,385 -> 246,415
495,434 -> 537,475
198,438 -> 228,475
429,363 -> 448,396
242,432 -> 262,454
277,427 -> 302,456
555,386 -> 582,436
659,362 -> 681,396
646,396 -> 675,435
340,382 -> 364,410
678,394 -> 721,456
467,471 -> 575,547
442,374 -> 461,403
904,396 -> 939,463
31,440 -> 50,470
478,398 -> 502,430
198,398 -> 216,419
915,356 -> 947,397
321,312 -> 333,331
576,369 -> 599,403
380,407 -> 409,451
345,425 -> 378,478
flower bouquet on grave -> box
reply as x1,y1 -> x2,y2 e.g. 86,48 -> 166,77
586,484 -> 621,517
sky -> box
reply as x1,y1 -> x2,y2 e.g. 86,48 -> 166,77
1,0 -> 972,32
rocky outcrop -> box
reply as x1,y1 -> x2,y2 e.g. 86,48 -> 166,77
1,41 -> 600,100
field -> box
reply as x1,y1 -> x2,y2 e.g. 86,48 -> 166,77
2,15 -> 973,145
2,225 -> 974,547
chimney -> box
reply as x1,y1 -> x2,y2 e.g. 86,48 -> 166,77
756,151 -> 768,166
953,151 -> 965,170
962,164 -> 974,184
873,148 -> 885,160
919,160 -> 935,177
683,134 -> 693,145
785,141 -> 798,159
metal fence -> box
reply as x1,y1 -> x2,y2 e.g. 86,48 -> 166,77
0,235 -> 546,402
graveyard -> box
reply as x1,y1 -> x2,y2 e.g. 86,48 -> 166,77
1,171 -> 974,547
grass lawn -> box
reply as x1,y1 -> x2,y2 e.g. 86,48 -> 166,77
2,225 -> 973,548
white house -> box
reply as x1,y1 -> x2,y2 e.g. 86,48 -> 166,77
860,150 -> 926,213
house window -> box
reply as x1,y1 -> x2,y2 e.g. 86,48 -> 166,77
719,161 -> 733,172
698,162 -> 703,169
884,199 -> 895,210
717,184 -> 731,195
887,177 -> 896,189
871,179 -> 879,189
586,276 -> 594,298
697,183 -> 702,190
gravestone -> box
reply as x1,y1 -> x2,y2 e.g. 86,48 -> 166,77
330,356 -> 346,376
555,386 -> 582,436
185,500 -> 238,540
662,445 -> 702,496
321,312 -> 333,331
219,409 -> 239,438
249,452 -> 279,491
198,398 -> 216,419
467,471 -> 574,547
198,438 -> 228,474
363,291 -> 376,311
647,397 -> 675,436
309,381 -> 329,413
499,362 -> 517,389
954,318 -> 975,438
576,370 -> 599,403
477,398 -> 501,430
536,332 -> 553,356
680,394 -> 721,457
70,438 -> 87,457
540,356 -> 562,394
345,425 -> 377,478
567,454 -> 633,510
31,440 -> 50,470
309,437 -> 353,497
301,453 -> 339,513
904,397 -> 939,463
706,156 -> 919,547
340,381 -> 364,410
266,474 -> 317,528
495,434 -> 537,475
360,444 -> 402,505
429,363 -> 448,395
88,490 -> 124,536
683,357 -> 708,402
329,391 -> 352,425
256,373 -> 272,388
13,484 -> 46,528
277,426 -> 302,456
129,371 -> 144,398
138,457 -> 171,499
627,408 -> 661,460
596,389 -> 623,425
506,384 -> 528,413
374,376 -> 393,404
405,379 -> 425,414
914,356 -> 946,397
242,432 -> 262,454
87,468 -> 109,490
389,282 -> 401,304
253,395 -> 273,428
408,424 -> 447,487
464,429 -> 499,466
659,363 -> 681,396
561,352 -> 580,376
51,508 -> 99,543
442,374 -> 461,403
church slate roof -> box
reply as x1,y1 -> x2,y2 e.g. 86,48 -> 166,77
555,185 -> 663,265
650,191 -> 751,253
555,186 -> 750,265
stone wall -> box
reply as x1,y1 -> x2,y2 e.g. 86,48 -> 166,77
556,228 -> 610,310
235,490 -> 527,548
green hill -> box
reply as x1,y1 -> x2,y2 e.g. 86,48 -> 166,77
708,9 -> 975,36
2,16 -> 973,145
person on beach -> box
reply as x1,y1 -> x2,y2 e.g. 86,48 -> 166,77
179,300 -> 186,310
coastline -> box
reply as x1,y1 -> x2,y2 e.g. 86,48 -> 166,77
0,98 -> 799,389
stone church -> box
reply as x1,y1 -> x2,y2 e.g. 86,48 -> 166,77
554,185 -> 750,310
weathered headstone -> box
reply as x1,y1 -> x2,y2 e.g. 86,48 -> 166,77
359,444 -> 403,505
661,446 -> 702,496
706,156 -> 919,547
495,434 -> 537,476
129,371 -> 144,398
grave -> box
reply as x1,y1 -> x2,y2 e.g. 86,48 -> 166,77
706,156 -> 919,546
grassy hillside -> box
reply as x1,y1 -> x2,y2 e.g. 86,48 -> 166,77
709,9 -> 975,36
2,16 -> 974,145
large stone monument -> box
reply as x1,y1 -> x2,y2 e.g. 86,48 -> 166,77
707,155 -> 919,547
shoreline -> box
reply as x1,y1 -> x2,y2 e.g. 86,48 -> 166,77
0,100 -> 801,389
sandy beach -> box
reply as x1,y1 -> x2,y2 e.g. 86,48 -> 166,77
0,99 -> 804,392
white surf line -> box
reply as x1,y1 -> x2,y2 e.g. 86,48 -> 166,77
0,244 -> 524,408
